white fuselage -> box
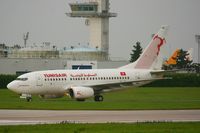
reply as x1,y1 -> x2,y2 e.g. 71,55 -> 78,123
7,69 -> 152,95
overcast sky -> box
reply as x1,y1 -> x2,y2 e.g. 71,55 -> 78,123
0,0 -> 200,62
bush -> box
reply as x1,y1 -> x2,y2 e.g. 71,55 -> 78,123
0,75 -> 17,89
144,73 -> 200,87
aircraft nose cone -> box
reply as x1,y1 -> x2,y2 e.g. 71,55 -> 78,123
7,82 -> 17,92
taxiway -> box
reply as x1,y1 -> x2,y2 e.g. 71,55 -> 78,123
0,110 -> 200,125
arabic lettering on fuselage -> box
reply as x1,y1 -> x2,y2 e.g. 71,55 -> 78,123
44,73 -> 67,78
70,73 -> 97,77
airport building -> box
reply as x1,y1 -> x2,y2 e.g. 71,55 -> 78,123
60,47 -> 108,61
0,58 -> 127,74
0,44 -> 8,58
8,42 -> 59,59
0,0 -> 128,75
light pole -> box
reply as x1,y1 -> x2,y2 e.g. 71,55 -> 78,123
195,35 -> 200,64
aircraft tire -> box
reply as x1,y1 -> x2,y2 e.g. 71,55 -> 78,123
94,95 -> 103,102
26,97 -> 32,102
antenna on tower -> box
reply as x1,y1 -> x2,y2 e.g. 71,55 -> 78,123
23,32 -> 29,48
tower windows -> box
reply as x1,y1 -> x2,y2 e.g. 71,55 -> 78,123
71,5 -> 97,12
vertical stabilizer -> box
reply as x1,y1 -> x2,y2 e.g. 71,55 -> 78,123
165,49 -> 180,65
120,25 -> 169,70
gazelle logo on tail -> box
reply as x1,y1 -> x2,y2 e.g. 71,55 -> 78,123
154,35 -> 166,56
120,25 -> 169,70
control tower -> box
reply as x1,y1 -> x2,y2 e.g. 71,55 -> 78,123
66,0 -> 117,60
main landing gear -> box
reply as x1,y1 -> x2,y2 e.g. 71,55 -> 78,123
26,97 -> 32,102
94,95 -> 104,102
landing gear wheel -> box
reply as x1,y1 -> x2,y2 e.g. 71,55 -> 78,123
94,95 -> 104,102
26,97 -> 32,102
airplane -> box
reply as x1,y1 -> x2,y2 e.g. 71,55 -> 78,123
164,48 -> 193,66
7,25 -> 169,102
164,49 -> 180,65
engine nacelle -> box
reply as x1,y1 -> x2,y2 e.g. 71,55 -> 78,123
39,94 -> 64,99
68,87 -> 94,99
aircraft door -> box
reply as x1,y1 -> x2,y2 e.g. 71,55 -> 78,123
36,74 -> 43,86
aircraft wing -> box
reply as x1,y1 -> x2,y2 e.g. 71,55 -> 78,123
150,70 -> 165,74
90,78 -> 167,93
150,70 -> 178,75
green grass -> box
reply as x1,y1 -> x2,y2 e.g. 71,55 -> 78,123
0,87 -> 200,110
0,122 -> 200,133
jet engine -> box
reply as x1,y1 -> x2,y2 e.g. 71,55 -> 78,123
39,94 -> 64,99
68,87 -> 94,100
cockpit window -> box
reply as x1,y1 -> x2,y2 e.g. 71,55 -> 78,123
16,78 -> 28,81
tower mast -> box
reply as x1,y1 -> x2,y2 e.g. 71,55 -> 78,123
23,32 -> 29,48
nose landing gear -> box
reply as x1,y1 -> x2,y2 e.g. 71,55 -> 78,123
20,94 -> 32,102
